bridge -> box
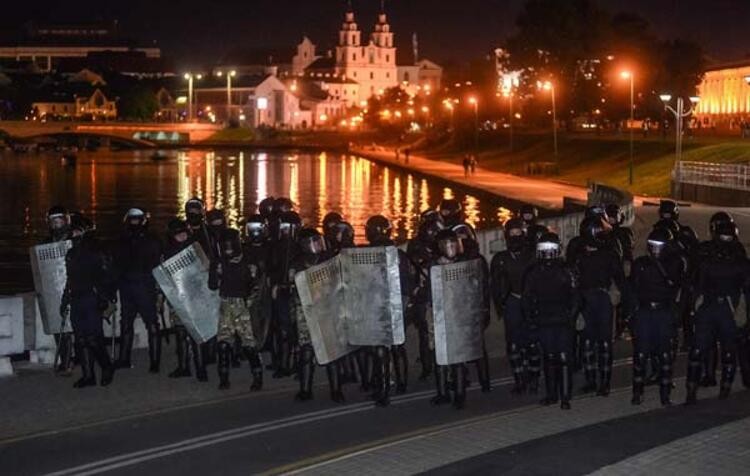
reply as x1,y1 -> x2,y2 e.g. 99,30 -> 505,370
0,120 -> 223,147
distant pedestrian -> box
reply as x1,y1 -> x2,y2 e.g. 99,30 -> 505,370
404,148 -> 410,164
395,148 -> 400,162
470,155 -> 477,175
463,155 -> 470,178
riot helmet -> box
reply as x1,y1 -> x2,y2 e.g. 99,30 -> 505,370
419,208 -> 441,226
167,218 -> 190,244
322,212 -> 344,242
647,228 -> 672,259
273,197 -> 294,215
258,197 -> 275,219
435,229 -> 462,260
297,227 -> 327,256
331,222 -> 355,250
658,200 -> 680,221
124,208 -> 148,233
504,218 -> 526,252
709,211 -> 734,239
519,204 -> 538,225
536,232 -> 561,261
452,223 -> 479,257
437,198 -> 463,227
417,218 -> 445,244
653,218 -> 680,239
206,209 -> 226,236
244,214 -> 268,245
581,216 -> 608,248
278,211 -> 301,240
70,213 -> 93,242
714,220 -> 738,244
365,215 -> 393,245
219,228 -> 243,260
605,203 -> 624,226
47,205 -> 70,239
185,197 -> 205,227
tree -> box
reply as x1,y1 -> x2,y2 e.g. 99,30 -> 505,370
117,84 -> 159,121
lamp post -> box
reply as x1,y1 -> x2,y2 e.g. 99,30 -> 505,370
660,94 -> 700,165
468,96 -> 479,149
216,70 -> 236,122
539,81 -> 558,163
621,71 -> 635,185
184,73 -> 203,122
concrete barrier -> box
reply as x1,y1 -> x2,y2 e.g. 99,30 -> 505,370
0,296 -> 24,376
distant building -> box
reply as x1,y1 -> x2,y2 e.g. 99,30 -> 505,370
32,86 -> 117,120
695,60 -> 750,130
0,21 -> 161,72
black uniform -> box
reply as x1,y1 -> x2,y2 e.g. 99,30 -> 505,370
522,258 -> 579,409
112,225 -> 163,371
490,247 -> 539,393
628,254 -> 683,405
62,232 -> 115,388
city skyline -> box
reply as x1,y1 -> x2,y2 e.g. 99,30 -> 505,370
1,0 -> 749,68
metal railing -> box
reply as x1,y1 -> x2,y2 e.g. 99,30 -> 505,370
673,161 -> 750,191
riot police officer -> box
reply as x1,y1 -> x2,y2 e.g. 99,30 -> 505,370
365,215 -> 413,405
522,232 -> 579,410
206,209 -> 228,260
327,221 -> 355,255
437,198 -> 463,228
269,211 -> 302,378
243,214 -> 273,377
519,205 -> 547,249
258,197 -> 275,222
112,208 -> 163,373
491,218 -> 539,394
574,218 -> 626,396
289,228 -> 345,403
686,221 -> 749,404
61,214 -> 116,388
44,206 -> 75,375
209,229 -> 264,391
322,212 -> 344,248
628,228 -> 684,406
163,218 -> 208,381
185,197 -> 211,256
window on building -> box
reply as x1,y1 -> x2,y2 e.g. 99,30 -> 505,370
353,71 -> 357,78
370,72 -> 374,80
353,53 -> 357,61
404,72 -> 410,82
386,72 -> 390,79
304,52 -> 308,58
351,34 -> 355,44
386,55 -> 390,63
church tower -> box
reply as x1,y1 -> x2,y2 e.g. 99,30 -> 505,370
336,5 -> 363,69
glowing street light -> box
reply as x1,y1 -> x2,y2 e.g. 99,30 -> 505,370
621,70 -> 635,185
538,80 -> 558,161
184,72 -> 203,121
660,93 -> 699,164
216,70 -> 237,121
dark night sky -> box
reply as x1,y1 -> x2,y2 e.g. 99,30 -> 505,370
1,0 -> 749,68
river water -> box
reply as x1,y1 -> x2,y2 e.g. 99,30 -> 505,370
0,148 -> 518,293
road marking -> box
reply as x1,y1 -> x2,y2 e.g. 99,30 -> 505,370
44,358 -> 636,476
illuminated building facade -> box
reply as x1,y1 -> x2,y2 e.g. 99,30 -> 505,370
695,60 -> 750,130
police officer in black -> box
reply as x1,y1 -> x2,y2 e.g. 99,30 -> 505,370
206,209 -> 228,262
45,206 -> 75,375
491,218 -> 539,394
163,218 -> 208,381
628,228 -> 684,406
61,214 -> 115,388
519,205 -> 548,249
365,215 -> 413,405
437,198 -> 463,228
574,217 -> 626,396
185,197 -> 211,255
113,208 -> 163,373
522,232 -> 579,410
270,210 -> 302,377
686,220 -> 750,404
289,228 -> 345,403
244,214 -> 273,375
607,203 -> 634,340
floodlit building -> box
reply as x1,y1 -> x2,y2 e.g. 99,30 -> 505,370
32,86 -> 117,120
695,60 -> 750,130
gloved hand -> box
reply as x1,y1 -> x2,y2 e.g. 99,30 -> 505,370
102,301 -> 117,321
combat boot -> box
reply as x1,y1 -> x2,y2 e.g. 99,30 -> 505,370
581,340 -> 597,393
244,347 -> 263,392
114,328 -> 134,369
596,341 -> 612,397
55,333 -> 74,376
217,341 -> 231,390
452,364 -> 468,410
508,342 -> 526,395
355,348 -> 372,392
89,337 -> 115,387
527,343 -> 542,395
73,342 -> 97,389
559,352 -> 572,410
327,362 -> 345,404
373,346 -> 391,407
631,353 -> 646,405
295,345 -> 315,401
417,326 -> 433,380
476,346 -> 491,393
168,327 -> 191,378
232,335 -> 243,368
430,365 -> 451,406
392,345 -> 408,395
540,355 -> 559,406
700,346 -> 718,387
190,337 -> 208,382
685,348 -> 702,405
147,325 -> 162,374
719,351 -> 736,400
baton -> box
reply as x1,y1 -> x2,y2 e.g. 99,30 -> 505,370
53,309 -> 70,374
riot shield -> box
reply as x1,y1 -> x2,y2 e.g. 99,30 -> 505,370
294,256 -> 353,364
30,241 -> 73,335
248,275 -> 272,349
152,243 -> 219,344
340,246 -> 405,346
430,258 -> 484,366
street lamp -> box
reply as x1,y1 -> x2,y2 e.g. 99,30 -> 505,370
216,70 -> 237,121
184,72 -> 203,121
660,94 -> 699,165
538,80 -> 558,162
621,70 -> 635,185
468,96 -> 479,149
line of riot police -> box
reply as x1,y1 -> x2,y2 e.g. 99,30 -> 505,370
32,196 -> 750,411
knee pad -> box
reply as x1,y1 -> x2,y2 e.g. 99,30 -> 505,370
688,348 -> 703,364
722,351 -> 736,366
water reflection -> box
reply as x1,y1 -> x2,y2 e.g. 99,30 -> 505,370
0,149 -> 519,293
